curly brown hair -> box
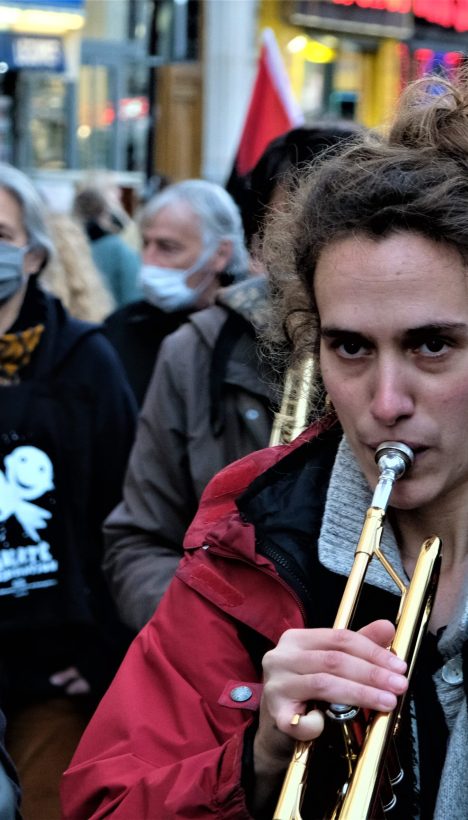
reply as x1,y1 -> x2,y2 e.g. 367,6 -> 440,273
262,72 -> 468,415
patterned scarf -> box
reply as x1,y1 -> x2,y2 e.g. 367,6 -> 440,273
0,324 -> 45,385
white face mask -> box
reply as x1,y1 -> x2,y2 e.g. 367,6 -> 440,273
139,246 -> 216,313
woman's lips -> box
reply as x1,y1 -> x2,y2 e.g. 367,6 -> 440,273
366,440 -> 425,449
365,442 -> 429,459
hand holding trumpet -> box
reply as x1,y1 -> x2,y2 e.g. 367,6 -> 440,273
252,620 -> 408,815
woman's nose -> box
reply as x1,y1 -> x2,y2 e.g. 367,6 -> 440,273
369,361 -> 415,426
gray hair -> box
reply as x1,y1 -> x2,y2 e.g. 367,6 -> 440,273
0,163 -> 54,266
140,179 -> 249,275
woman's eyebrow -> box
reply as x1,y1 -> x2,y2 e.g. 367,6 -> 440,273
320,327 -> 367,339
321,323 -> 468,338
404,322 -> 468,339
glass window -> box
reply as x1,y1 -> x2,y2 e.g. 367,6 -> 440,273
77,64 -> 114,169
20,74 -> 68,169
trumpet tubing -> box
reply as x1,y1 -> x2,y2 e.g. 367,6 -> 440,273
269,357 -> 315,446
273,442 -> 442,820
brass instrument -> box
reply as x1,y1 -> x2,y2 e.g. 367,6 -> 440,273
274,441 -> 442,820
269,357 -> 315,446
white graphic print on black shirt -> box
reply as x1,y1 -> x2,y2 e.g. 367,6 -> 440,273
0,445 -> 58,597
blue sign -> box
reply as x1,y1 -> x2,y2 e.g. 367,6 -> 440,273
0,33 -> 65,72
1,0 -> 84,9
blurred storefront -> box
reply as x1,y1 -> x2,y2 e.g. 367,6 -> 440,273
2,0 -> 468,200
0,0 -> 85,170
0,0 -> 202,205
260,0 -> 468,130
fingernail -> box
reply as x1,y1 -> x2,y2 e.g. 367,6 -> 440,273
388,673 -> 407,691
380,692 -> 397,709
388,654 -> 406,672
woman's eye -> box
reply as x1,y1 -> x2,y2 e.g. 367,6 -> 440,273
418,337 -> 450,356
336,338 -> 368,358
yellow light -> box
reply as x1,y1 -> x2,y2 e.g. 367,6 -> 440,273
287,35 -> 307,54
304,40 -> 336,64
0,8 -> 20,28
77,125 -> 91,139
0,7 -> 84,34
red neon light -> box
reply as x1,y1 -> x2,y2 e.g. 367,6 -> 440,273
413,0 -> 468,31
414,48 -> 433,62
454,0 -> 468,32
331,0 -> 411,11
444,51 -> 463,67
331,0 -> 468,31
101,105 -> 115,127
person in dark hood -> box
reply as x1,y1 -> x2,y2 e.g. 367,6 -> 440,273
103,178 -> 250,406
0,163 -> 136,820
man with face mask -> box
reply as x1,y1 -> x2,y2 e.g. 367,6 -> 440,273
0,164 -> 136,820
104,179 -> 250,406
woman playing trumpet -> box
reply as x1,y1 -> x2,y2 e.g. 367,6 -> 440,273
62,72 -> 467,820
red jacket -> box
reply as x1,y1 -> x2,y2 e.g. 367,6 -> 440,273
61,427 -> 322,819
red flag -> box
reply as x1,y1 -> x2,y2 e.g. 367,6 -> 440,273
234,28 -> 304,176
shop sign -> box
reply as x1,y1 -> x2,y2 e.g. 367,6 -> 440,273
330,0 -> 468,31
413,0 -> 468,32
1,0 -> 84,9
0,33 -> 65,72
290,1 -> 414,38
332,0 -> 411,10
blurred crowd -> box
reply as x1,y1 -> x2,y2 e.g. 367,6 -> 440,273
0,123 -> 358,819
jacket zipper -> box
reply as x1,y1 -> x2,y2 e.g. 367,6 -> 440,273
201,535 -> 308,627
255,537 -> 310,625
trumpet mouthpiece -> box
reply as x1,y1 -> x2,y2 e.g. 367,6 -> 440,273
371,442 -> 414,510
375,441 -> 414,480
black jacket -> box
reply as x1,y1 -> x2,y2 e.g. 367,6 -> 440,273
0,279 -> 137,707
103,300 -> 191,406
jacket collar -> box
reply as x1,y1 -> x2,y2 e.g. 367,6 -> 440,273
183,420 -> 340,564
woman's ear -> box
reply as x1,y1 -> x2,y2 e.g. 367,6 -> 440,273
24,247 -> 46,275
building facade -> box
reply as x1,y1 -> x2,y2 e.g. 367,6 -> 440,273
261,0 -> 468,132
1,0 -> 468,199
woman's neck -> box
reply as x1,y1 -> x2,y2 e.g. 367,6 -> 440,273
392,489 -> 468,569
391,501 -> 468,631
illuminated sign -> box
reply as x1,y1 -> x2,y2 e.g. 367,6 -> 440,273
0,33 -> 65,71
291,1 -> 468,36
119,97 -> 150,121
1,1 -> 84,8
332,0 -> 411,11
413,0 -> 468,32
290,1 -> 414,38
13,36 -> 63,68
330,0 -> 468,31
413,47 -> 464,76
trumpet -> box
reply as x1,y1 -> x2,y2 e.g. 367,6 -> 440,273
269,357 -> 315,446
274,441 -> 442,820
